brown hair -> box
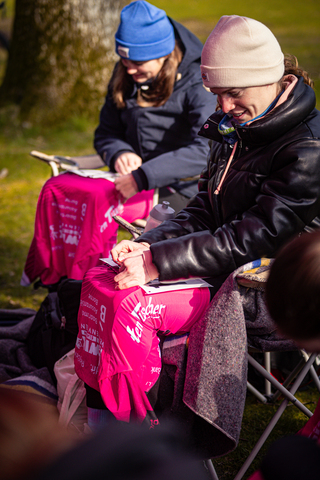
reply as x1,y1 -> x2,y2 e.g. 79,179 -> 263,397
110,41 -> 183,108
282,54 -> 314,88
0,388 -> 78,480
265,231 -> 320,340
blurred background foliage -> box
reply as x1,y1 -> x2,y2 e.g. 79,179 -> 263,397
0,2 -> 319,478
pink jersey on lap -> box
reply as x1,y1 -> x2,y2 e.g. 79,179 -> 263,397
74,265 -> 210,423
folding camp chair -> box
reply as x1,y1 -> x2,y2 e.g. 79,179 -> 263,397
203,265 -> 320,480
204,350 -> 320,480
29,150 -> 159,227
29,150 -> 106,177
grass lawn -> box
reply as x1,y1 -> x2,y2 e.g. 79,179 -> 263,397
0,1 -> 320,478
0,118 -> 99,309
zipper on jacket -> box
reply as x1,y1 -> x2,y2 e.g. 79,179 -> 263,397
214,141 -> 238,195
212,142 -> 230,226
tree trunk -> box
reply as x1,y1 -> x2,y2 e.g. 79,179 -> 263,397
0,0 -> 126,125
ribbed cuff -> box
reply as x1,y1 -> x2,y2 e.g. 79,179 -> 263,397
132,167 -> 149,192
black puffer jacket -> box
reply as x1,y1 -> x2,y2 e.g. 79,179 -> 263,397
137,76 -> 320,281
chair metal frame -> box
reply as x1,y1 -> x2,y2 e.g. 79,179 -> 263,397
205,349 -> 320,480
30,150 -> 106,176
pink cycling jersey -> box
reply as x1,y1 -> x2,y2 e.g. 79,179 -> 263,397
74,264 -> 211,424
22,173 -> 154,285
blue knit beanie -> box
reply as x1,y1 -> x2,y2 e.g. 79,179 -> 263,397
115,1 -> 175,61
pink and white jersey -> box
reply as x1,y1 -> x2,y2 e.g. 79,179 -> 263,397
22,173 -> 154,285
74,265 -> 211,424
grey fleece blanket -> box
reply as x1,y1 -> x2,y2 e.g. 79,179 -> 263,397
0,309 -> 57,400
157,261 -> 296,459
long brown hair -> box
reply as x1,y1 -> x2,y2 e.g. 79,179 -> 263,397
110,41 -> 183,108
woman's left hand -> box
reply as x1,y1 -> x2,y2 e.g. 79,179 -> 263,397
114,173 -> 139,201
114,249 -> 159,290
111,239 -> 149,264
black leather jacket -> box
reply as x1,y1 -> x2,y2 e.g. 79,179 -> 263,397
137,76 -> 320,281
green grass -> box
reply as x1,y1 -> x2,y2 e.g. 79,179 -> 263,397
0,118 -> 99,309
0,117 -> 130,309
0,2 -> 320,478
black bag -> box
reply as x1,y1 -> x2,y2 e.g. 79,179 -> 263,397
26,279 -> 82,383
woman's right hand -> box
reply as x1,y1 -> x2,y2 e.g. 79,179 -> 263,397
114,152 -> 142,175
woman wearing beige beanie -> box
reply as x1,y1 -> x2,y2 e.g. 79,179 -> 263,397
113,15 -> 320,292
73,16 -> 320,431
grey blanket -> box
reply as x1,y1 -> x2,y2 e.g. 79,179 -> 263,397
0,309 -> 57,399
0,310 -> 36,382
158,262 -> 296,459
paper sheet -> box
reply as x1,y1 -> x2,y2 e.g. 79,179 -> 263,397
67,170 -> 119,181
140,278 -> 211,294
99,258 -> 211,293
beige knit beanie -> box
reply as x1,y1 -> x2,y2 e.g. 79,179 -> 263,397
201,15 -> 284,88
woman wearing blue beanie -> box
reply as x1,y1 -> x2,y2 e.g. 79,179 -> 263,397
94,0 -> 216,210
22,4 -> 215,289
